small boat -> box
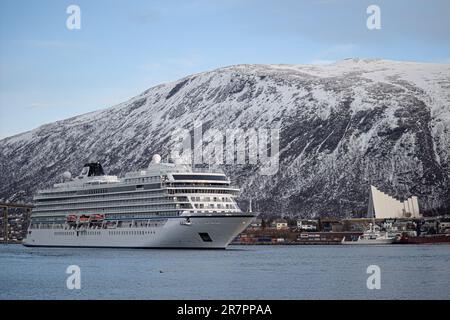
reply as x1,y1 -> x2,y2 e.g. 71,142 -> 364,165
341,222 -> 395,245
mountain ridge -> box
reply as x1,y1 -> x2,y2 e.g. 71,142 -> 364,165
1,59 -> 449,216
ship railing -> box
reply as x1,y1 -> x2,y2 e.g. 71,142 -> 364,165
190,167 -> 225,174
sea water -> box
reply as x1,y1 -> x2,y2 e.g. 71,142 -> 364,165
1,244 -> 449,299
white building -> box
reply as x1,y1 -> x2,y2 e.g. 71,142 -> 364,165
250,218 -> 263,228
297,219 -> 317,231
272,219 -> 288,230
367,185 -> 421,219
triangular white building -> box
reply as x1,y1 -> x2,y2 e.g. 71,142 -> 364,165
367,185 -> 421,219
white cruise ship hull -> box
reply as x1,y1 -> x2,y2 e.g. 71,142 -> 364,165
23,215 -> 254,249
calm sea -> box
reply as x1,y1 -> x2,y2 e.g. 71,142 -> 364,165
1,244 -> 449,300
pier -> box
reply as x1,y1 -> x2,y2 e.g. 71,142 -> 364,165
0,202 -> 34,244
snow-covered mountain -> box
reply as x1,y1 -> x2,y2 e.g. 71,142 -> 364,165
1,59 -> 449,216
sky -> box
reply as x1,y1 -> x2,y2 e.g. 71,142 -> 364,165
0,0 -> 449,138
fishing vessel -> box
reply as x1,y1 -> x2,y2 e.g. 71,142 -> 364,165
23,154 -> 255,249
341,222 -> 395,245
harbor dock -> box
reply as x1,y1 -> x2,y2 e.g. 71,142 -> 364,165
231,216 -> 450,245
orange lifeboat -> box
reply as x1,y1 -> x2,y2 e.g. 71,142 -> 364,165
79,214 -> 90,223
67,215 -> 77,222
90,214 -> 105,222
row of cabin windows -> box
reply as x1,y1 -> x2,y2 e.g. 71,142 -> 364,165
36,197 -> 190,211
40,187 -> 108,197
63,221 -> 163,228
38,187 -> 236,204
36,189 -> 166,205
107,212 -> 177,219
194,203 -> 236,209
166,183 -> 230,188
192,210 -> 238,214
77,231 -> 101,236
32,223 -> 164,230
190,196 -> 232,202
39,191 -> 77,197
54,231 -> 76,236
125,176 -> 160,184
31,223 -> 62,229
52,230 -> 155,236
84,188 -> 107,194
109,230 -> 155,236
30,216 -> 171,229
168,189 -> 237,195
37,184 -> 162,201
33,204 -> 188,216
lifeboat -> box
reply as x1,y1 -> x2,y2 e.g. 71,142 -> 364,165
90,214 -> 105,222
67,215 -> 77,222
79,214 -> 90,223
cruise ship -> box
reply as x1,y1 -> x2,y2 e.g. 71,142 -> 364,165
23,154 -> 255,249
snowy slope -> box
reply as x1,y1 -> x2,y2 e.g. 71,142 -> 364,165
1,59 -> 449,216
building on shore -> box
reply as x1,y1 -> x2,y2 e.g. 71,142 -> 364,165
367,185 -> 422,219
249,218 -> 263,229
272,219 -> 288,230
296,219 -> 318,231
439,221 -> 450,234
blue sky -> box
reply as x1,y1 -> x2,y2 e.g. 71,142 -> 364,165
1,0 -> 449,138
